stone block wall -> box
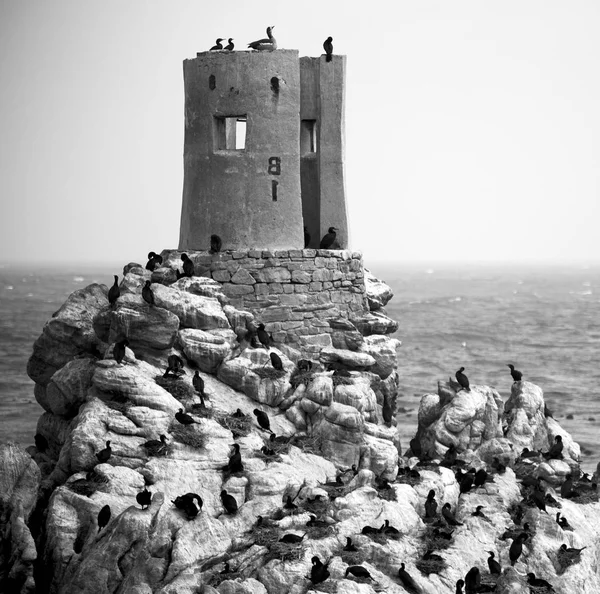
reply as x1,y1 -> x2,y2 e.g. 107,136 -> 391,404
163,248 -> 369,356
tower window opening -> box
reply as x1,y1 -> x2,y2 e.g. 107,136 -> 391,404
301,120 -> 317,154
214,115 -> 247,151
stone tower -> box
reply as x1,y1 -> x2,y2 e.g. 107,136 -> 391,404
178,49 -> 348,252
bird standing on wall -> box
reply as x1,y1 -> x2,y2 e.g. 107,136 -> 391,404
210,38 -> 224,50
210,234 -> 222,253
224,38 -> 234,51
248,26 -> 277,51
323,36 -> 333,62
320,227 -> 338,249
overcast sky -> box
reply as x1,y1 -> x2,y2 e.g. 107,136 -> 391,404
1,1 -> 599,265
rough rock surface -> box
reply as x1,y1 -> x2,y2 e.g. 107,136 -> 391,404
4,253 -> 600,594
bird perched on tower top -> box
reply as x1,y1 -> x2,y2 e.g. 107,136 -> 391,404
210,38 -> 224,51
320,227 -> 338,249
323,37 -> 333,62
248,26 -> 277,51
224,38 -> 234,51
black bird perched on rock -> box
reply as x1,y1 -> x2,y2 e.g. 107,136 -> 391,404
142,281 -> 155,306
544,403 -> 554,418
306,515 -> 329,527
210,38 -> 224,50
474,468 -> 489,487
500,522 -> 530,541
304,226 -> 311,248
509,532 -> 528,565
455,367 -> 470,391
543,435 -> 563,459
323,36 -> 333,62
136,487 -> 152,510
464,567 -> 481,593
96,441 -> 112,463
379,519 -> 400,535
559,543 -> 586,556
269,352 -> 283,371
519,447 -> 541,460
113,338 -> 129,365
224,38 -> 234,51
210,234 -> 222,253
320,226 -> 338,249
527,573 -> 555,591
224,443 -> 244,473
248,26 -> 277,51
398,563 -> 421,593
145,251 -> 162,271
173,493 -> 203,519
455,579 -> 465,594
471,505 -> 491,521
424,490 -> 438,519
163,354 -> 185,378
556,512 -> 572,530
253,408 -> 273,433
232,408 -> 246,418
507,363 -> 522,382
279,532 -> 306,544
297,359 -> 313,372
487,551 -> 501,575
345,565 -> 372,580
459,470 -> 474,494
34,433 -> 48,452
561,473 -> 579,498
442,503 -> 463,526
141,434 -> 167,457
97,504 -> 111,532
343,537 -> 358,551
220,489 -> 238,514
181,253 -> 194,277
310,556 -> 331,585
175,408 -> 197,425
432,527 -> 454,540
256,323 -> 272,349
108,275 -> 120,307
529,485 -> 549,514
382,394 -> 393,426
192,370 -> 206,403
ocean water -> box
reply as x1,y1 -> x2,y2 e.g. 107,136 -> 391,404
1,261 -> 599,471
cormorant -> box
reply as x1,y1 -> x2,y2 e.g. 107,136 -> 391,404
224,38 -> 234,51
361,524 -> 379,535
471,505 -> 490,521
455,367 -> 470,391
224,443 -> 243,473
306,515 -> 329,527
344,565 -> 372,580
257,323 -> 272,349
297,359 -> 313,371
398,563 -> 420,593
455,579 -> 465,594
379,519 -> 400,535
142,281 -> 155,306
175,408 -> 197,425
210,38 -> 224,50
136,487 -> 152,510
319,226 -> 338,249
108,275 -> 120,307
172,493 -> 203,518
279,532 -> 305,544
424,490 -> 438,519
232,408 -> 246,418
509,532 -> 528,565
474,468 -> 489,487
269,352 -> 283,371
561,473 -> 579,498
442,503 -> 463,526
141,434 -> 168,457
529,485 -> 549,513
253,408 -> 273,433
527,573 -> 555,591
459,470 -> 474,494
221,489 -> 238,514
464,567 -> 480,593
193,370 -> 205,396
487,551 -> 501,574
432,527 -> 454,540
209,234 -> 222,253
304,226 -> 311,248
556,512 -> 572,530
113,338 -> 129,365
248,26 -> 277,51
343,537 -> 358,551
146,251 -> 162,271
96,441 -> 112,463
507,364 -> 522,382
310,556 -> 331,585
544,403 -> 554,418
519,447 -> 541,459
181,253 -> 194,277
97,504 -> 111,532
163,354 -> 185,378
559,543 -> 586,556
543,435 -> 563,459
34,433 -> 48,452
323,36 -> 333,62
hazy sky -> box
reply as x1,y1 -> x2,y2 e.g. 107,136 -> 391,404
1,1 -> 599,264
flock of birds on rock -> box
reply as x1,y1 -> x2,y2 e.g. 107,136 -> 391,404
205,27 -> 335,60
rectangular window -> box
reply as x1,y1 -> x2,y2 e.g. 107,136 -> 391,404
214,115 -> 247,151
300,119 -> 317,154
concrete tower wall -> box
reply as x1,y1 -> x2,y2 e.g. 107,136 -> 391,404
179,50 -> 305,251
